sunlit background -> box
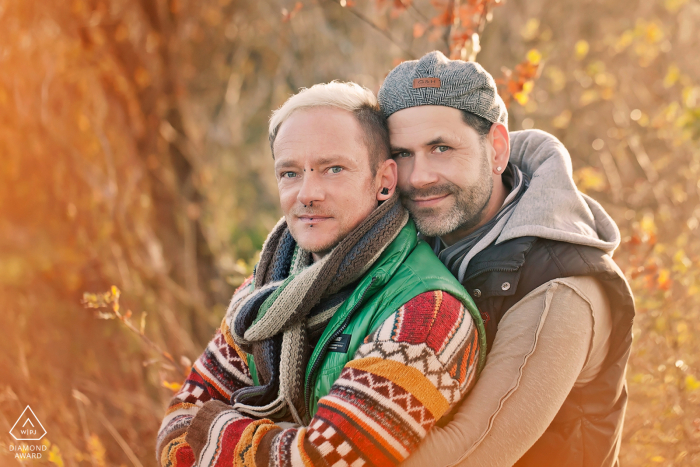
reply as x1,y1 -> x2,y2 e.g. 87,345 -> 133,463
1,0 -> 699,465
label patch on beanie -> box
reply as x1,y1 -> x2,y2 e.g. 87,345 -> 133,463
413,77 -> 441,88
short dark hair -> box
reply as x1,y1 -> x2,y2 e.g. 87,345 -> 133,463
354,105 -> 391,175
461,110 -> 493,138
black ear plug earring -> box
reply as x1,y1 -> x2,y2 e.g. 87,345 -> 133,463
381,188 -> 389,195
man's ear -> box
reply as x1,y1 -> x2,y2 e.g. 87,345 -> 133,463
376,158 -> 398,201
488,123 -> 510,175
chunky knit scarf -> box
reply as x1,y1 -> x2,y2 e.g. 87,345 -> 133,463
224,195 -> 408,424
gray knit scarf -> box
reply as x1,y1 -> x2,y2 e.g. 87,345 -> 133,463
429,163 -> 529,281
223,194 -> 408,424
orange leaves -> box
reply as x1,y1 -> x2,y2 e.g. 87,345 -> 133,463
429,0 -> 453,28
390,0 -> 411,18
618,214 -> 682,295
413,23 -> 427,38
496,49 -> 541,107
456,0 -> 487,27
282,2 -> 303,22
376,0 -> 411,17
657,268 -> 672,291
374,0 -> 501,61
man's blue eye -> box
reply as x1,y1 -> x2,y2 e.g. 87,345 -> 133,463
436,146 -> 449,153
282,172 -> 297,178
330,167 -> 343,174
394,152 -> 411,159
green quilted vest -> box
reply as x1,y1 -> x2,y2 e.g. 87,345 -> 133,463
248,219 -> 486,422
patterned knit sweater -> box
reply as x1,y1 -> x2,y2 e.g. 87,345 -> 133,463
156,277 -> 480,467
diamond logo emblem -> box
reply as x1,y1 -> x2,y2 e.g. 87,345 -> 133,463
9,406 -> 46,441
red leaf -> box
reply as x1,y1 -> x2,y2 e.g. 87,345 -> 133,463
413,23 -> 427,38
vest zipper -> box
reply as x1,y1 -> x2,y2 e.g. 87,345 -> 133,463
304,276 -> 377,420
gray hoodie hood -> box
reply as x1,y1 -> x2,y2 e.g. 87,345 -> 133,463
500,130 -> 620,255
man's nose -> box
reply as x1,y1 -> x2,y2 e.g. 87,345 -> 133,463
407,153 -> 440,189
297,173 -> 324,207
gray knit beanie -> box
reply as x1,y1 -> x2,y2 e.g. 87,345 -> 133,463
378,51 -> 508,125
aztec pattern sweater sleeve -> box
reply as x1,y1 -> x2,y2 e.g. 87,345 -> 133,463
157,288 -> 480,467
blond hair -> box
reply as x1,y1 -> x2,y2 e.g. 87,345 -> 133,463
268,82 -> 389,171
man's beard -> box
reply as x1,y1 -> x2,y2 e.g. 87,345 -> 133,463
401,153 -> 493,238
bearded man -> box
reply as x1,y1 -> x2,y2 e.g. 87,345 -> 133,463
155,81 -> 485,467
379,51 -> 635,467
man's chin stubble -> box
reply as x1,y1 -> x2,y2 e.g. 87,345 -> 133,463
409,200 -> 488,238
292,229 -> 342,255
410,206 -> 462,237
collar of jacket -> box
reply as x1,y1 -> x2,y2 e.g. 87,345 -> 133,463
461,236 -> 538,295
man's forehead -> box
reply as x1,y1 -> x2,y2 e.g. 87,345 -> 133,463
275,108 -> 361,146
273,108 -> 368,166
388,110 -> 474,148
387,105 -> 463,127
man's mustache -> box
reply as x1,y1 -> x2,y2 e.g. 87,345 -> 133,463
289,207 -> 335,218
400,183 -> 458,201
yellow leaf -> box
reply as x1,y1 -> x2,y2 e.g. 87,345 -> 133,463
672,250 -> 692,273
545,66 -> 566,92
614,31 -> 633,53
162,380 -> 182,392
88,434 -> 107,467
513,92 -> 529,105
526,49 -> 542,65
640,214 -> 656,235
664,65 -> 680,88
520,18 -> 540,41
579,89 -> 599,106
645,22 -> 663,43
575,40 -> 589,60
574,167 -> 606,192
41,439 -> 65,467
651,456 -> 665,463
655,316 -> 667,332
48,445 -> 65,467
552,110 -> 571,129
685,375 -> 700,392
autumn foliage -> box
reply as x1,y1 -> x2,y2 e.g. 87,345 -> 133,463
1,0 -> 699,466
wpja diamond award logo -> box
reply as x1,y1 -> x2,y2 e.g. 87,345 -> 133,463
8,406 -> 48,460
